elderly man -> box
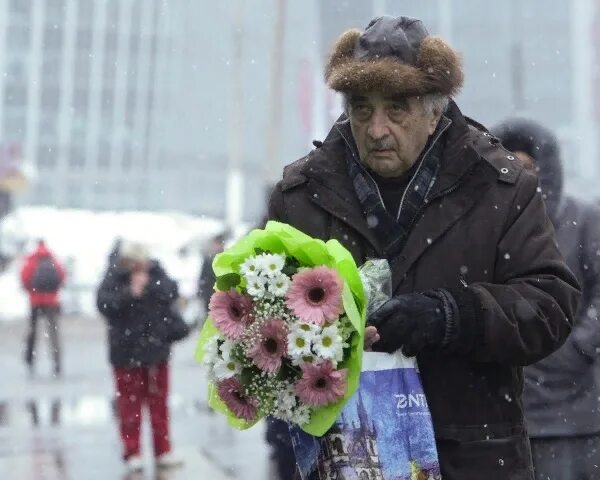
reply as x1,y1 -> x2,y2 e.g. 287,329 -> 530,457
268,16 -> 580,480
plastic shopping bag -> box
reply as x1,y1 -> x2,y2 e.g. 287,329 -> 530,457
290,260 -> 441,479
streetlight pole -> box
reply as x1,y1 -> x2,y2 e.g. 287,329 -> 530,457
265,0 -> 286,191
226,0 -> 245,230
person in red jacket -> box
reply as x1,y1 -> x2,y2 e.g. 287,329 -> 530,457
20,240 -> 66,377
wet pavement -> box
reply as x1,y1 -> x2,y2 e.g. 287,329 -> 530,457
0,316 -> 271,479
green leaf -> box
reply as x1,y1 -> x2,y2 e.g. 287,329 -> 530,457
276,360 -> 301,382
282,255 -> 300,277
239,366 -> 261,389
215,272 -> 241,291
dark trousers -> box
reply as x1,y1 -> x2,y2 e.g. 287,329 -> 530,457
531,434 -> 600,480
266,417 -> 297,480
113,363 -> 171,460
25,305 -> 61,374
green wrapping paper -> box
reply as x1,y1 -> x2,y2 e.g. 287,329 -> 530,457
195,221 -> 366,436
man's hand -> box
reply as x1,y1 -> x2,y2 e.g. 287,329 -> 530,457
130,270 -> 149,298
369,290 -> 455,356
364,326 -> 380,351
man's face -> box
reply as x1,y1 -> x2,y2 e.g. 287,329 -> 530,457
348,92 -> 440,177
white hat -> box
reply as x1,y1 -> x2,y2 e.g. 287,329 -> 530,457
120,240 -> 150,263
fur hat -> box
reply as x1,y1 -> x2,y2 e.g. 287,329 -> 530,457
119,240 -> 150,263
325,16 -> 463,97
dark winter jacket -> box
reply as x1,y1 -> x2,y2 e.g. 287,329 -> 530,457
96,260 -> 179,367
493,119 -> 600,438
269,102 -> 581,480
197,254 -> 216,310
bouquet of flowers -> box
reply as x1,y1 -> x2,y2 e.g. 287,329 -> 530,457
195,221 -> 366,436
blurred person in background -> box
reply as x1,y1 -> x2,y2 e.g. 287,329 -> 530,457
96,240 -> 184,474
106,237 -> 122,275
197,232 -> 226,315
493,118 -> 600,480
268,15 -> 580,479
20,239 -> 66,378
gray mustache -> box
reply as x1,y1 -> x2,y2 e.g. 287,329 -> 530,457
367,139 -> 396,151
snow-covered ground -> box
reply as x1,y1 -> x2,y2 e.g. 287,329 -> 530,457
0,206 -> 242,321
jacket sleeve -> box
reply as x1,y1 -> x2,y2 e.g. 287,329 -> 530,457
567,203 -> 600,360
20,257 -> 35,290
197,256 -> 215,304
145,268 -> 178,306
96,272 -> 134,320
450,172 -> 581,366
268,181 -> 287,222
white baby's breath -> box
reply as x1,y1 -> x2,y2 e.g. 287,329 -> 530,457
272,384 -> 298,421
290,404 -> 311,426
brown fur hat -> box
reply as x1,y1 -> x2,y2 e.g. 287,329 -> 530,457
325,16 -> 463,97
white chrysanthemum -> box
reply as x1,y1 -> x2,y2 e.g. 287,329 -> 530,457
290,353 -> 318,367
219,339 -> 235,361
240,256 -> 262,277
296,321 -> 320,335
202,336 -> 220,365
267,274 -> 291,297
245,274 -> 267,298
290,404 -> 311,426
312,324 -> 344,364
213,357 -> 242,380
258,253 -> 286,278
288,328 -> 314,360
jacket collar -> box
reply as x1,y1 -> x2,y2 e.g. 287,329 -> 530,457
300,122 -> 385,254
428,101 -> 481,196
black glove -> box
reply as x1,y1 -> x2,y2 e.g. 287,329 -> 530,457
369,289 -> 458,356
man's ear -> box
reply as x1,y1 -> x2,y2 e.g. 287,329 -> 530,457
427,111 -> 442,135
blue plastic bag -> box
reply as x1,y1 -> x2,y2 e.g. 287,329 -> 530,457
291,351 -> 441,479
290,260 -> 441,479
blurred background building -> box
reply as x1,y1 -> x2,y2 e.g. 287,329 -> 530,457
0,0 -> 183,212
0,0 -> 598,221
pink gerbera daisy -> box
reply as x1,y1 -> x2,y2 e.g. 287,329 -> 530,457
217,377 -> 258,421
209,289 -> 253,340
295,360 -> 347,407
247,319 -> 288,374
286,266 -> 344,325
